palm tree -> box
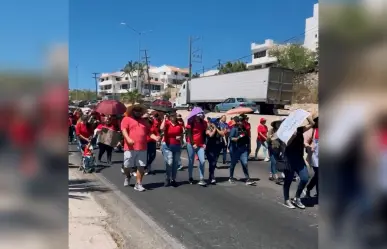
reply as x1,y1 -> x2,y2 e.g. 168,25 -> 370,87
122,61 -> 146,92
121,89 -> 142,104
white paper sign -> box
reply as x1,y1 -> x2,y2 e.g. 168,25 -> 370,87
277,109 -> 310,144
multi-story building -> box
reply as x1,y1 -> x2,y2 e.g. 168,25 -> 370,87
303,3 -> 319,52
98,65 -> 189,96
246,39 -> 278,69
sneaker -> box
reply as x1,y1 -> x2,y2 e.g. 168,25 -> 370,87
264,157 -> 270,162
164,179 -> 171,187
269,175 -> 275,181
177,166 -> 184,171
229,178 -> 236,184
144,169 -> 149,176
292,198 -> 306,209
188,177 -> 194,184
134,183 -> 146,192
171,180 -> 178,187
198,179 -> 207,186
246,179 -> 255,185
121,167 -> 125,174
124,177 -> 130,187
281,172 -> 285,178
210,179 -> 216,185
132,172 -> 137,177
284,200 -> 296,209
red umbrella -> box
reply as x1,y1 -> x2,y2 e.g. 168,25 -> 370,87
95,100 -> 127,115
226,107 -> 254,115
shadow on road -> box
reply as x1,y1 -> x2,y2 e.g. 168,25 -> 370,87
69,179 -> 110,199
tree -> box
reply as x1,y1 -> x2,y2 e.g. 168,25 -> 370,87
69,89 -> 97,101
162,91 -> 171,101
120,89 -> 142,104
218,61 -> 247,74
122,61 -> 146,91
268,44 -> 317,73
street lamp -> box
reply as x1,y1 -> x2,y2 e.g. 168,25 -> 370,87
121,22 -> 152,94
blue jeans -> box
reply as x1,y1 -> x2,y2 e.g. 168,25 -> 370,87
161,143 -> 181,181
268,146 -> 277,175
230,147 -> 250,179
220,144 -> 227,163
283,166 -> 309,201
255,140 -> 268,159
186,144 -> 206,179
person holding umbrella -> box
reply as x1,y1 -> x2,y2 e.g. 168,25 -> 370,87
186,107 -> 207,185
121,103 -> 160,191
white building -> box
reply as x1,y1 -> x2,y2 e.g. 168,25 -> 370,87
303,3 -> 319,52
246,39 -> 278,69
98,65 -> 189,96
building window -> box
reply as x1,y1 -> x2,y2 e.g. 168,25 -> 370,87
154,85 -> 161,91
116,77 -> 121,81
185,74 -> 189,77
315,34 -> 318,38
121,84 -> 128,89
254,50 -> 266,59
155,78 -> 158,81
125,77 -> 128,80
151,77 -> 153,80
163,72 -> 166,75
174,72 -> 178,76
100,79 -> 104,82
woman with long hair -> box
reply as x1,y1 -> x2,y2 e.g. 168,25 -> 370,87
160,112 -> 184,187
304,116 -> 319,198
205,118 -> 225,184
266,119 -> 283,183
186,113 -> 207,185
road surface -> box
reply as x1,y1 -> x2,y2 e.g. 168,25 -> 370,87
69,144 -> 318,249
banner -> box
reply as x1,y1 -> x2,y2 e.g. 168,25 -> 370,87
99,128 -> 120,147
277,109 -> 310,144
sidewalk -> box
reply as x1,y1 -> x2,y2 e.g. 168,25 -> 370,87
69,168 -> 121,249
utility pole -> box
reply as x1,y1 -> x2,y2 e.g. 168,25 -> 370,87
218,59 -> 222,69
188,36 -> 202,80
202,66 -> 205,75
92,73 -> 99,101
142,49 -> 151,95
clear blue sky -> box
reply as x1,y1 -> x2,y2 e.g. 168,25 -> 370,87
0,0 -> 317,89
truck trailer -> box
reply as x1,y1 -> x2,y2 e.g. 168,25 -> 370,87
174,67 -> 294,114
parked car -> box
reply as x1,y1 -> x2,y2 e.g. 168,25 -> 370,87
214,97 -> 257,113
151,99 -> 172,108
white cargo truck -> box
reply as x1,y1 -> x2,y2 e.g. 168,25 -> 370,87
174,67 -> 294,114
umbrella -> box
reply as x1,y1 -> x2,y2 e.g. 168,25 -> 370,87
95,100 -> 127,115
187,107 -> 204,121
226,107 -> 254,115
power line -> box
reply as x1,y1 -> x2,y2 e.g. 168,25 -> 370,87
194,26 -> 318,75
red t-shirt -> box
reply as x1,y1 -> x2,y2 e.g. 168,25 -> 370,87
76,122 -> 91,139
186,120 -> 207,146
9,118 -> 35,147
83,146 -> 92,156
257,124 -> 268,141
147,119 -> 160,142
164,121 -> 183,145
121,116 -> 150,151
314,128 -> 319,140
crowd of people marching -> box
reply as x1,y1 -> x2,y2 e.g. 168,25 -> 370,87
69,103 -> 319,209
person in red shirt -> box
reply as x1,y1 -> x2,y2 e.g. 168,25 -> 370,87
255,117 -> 269,161
121,104 -> 160,191
160,112 -> 184,187
95,115 -> 116,165
186,113 -> 207,185
144,113 -> 160,175
76,115 -> 92,149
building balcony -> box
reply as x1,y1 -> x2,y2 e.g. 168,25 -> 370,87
251,39 -> 276,52
247,56 -> 278,69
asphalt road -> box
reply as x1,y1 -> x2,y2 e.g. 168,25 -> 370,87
69,144 -> 318,249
